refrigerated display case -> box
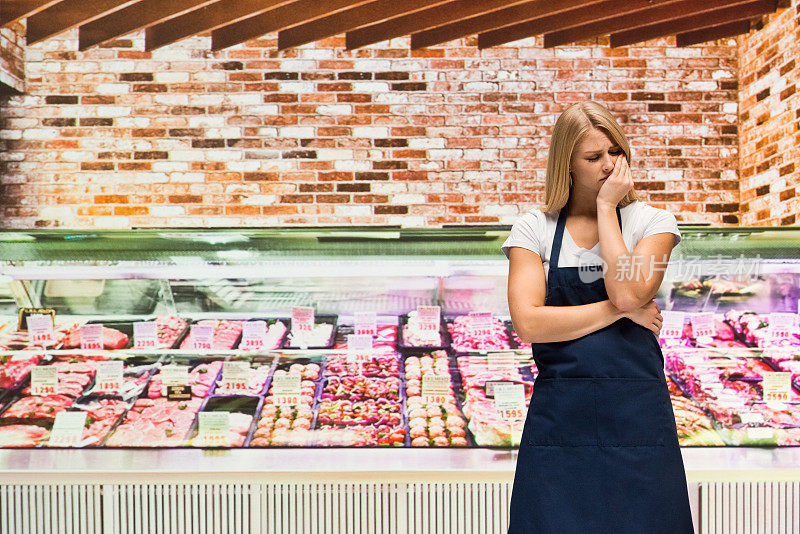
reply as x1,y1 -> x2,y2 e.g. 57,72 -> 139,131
1,225 -> 799,532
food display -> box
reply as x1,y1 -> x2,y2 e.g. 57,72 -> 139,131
61,324 -> 129,350
105,398 -> 204,447
285,322 -> 335,348
447,315 -> 511,352
0,424 -> 50,447
399,311 -> 446,348
150,316 -> 189,349
179,319 -> 244,350
666,376 -> 726,446
0,353 -> 43,389
214,364 -> 271,396
146,360 -> 223,399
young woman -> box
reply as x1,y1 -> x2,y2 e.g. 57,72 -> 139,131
503,101 -> 694,533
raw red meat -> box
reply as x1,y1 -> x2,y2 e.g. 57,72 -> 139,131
61,325 -> 130,350
0,425 -> 49,447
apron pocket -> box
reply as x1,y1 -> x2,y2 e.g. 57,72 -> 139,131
594,378 -> 672,447
527,378 -> 598,446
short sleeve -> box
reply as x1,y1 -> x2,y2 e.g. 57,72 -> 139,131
640,206 -> 682,248
501,210 -> 545,259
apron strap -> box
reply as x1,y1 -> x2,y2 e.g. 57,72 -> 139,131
550,203 -> 623,270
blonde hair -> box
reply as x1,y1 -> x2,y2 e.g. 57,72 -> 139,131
544,101 -> 638,213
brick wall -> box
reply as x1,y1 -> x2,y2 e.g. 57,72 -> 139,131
0,29 -> 740,228
0,22 -> 25,94
738,0 -> 800,226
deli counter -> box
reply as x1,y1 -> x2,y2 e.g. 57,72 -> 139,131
0,226 -> 799,533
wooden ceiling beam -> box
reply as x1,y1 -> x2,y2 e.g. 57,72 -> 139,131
1,0 -> 64,26
278,0 -> 448,50
413,0 -> 659,50
144,0 -> 297,51
610,0 -> 774,47
346,0 -> 531,50
26,0 -> 141,44
211,0 -> 373,51
675,18 -> 752,46
79,0 -> 219,50
541,0 -> 757,48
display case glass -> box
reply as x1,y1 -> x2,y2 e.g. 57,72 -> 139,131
0,225 -> 799,449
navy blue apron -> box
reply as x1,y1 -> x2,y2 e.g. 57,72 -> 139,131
508,205 -> 694,534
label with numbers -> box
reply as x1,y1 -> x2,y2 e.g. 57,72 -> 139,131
197,411 -> 229,447
469,312 -> 493,337
18,308 -> 56,331
240,321 -> 267,350
761,372 -> 792,402
768,313 -> 798,340
422,374 -> 450,405
690,313 -> 715,342
31,365 -> 58,396
133,321 -> 159,350
487,352 -> 516,372
353,312 -> 378,336
190,325 -> 214,350
95,360 -> 124,393
484,380 -> 514,399
27,314 -> 55,346
48,411 -> 87,447
746,427 -> 774,441
162,364 -> 191,401
271,375 -> 301,406
661,311 -> 685,345
416,306 -> 441,333
220,361 -> 250,392
346,334 -> 373,364
80,324 -> 104,351
292,307 -> 315,333
493,383 -> 526,421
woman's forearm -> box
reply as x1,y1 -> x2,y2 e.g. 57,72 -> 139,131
513,299 -> 624,343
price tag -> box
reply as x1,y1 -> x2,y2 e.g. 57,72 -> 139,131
220,361 -> 250,392
354,311 -> 378,336
190,325 -> 214,350
493,383 -> 526,421
31,365 -> 58,396
292,307 -> 315,333
485,380 -> 513,399
487,352 -> 516,372
768,313 -> 797,340
48,411 -> 87,447
469,311 -> 493,336
761,372 -> 792,402
27,314 -> 55,346
80,324 -> 104,350
272,374 -> 302,406
416,306 -> 441,333
161,364 -> 190,401
422,374 -> 450,405
346,334 -> 373,364
95,360 -> 124,393
240,321 -> 267,350
690,313 -> 715,343
746,427 -> 774,441
197,411 -> 229,447
661,311 -> 685,345
133,321 -> 159,349
17,307 -> 56,331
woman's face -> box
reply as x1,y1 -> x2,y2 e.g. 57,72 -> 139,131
570,128 -> 624,193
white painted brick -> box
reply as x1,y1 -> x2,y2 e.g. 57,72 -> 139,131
94,216 -> 130,228
22,129 -> 58,140
227,93 -> 264,106
353,126 -> 388,138
168,151 -> 204,161
352,82 -> 390,92
0,130 -> 22,140
96,83 -> 129,95
242,195 -> 278,205
317,104 -> 352,115
153,162 -> 189,173
188,116 -> 225,127
483,204 -> 518,216
374,93 -> 409,104
116,117 -> 151,128
463,82 -> 496,92
335,205 -> 371,217
152,49 -> 194,61
188,94 -> 225,106
205,149 -> 242,161
133,173 -> 169,184
39,206 -> 72,218
155,94 -> 189,105
420,162 -> 442,171
278,81 -> 315,93
96,106 -> 131,117
334,160 -> 371,171
225,184 -> 260,194
193,71 -> 226,83
64,62 -> 99,73
154,72 -> 190,83
372,182 -> 407,194
170,172 -> 205,182
555,48 -> 591,59
150,206 -> 186,217
391,194 -> 426,205
99,61 -> 136,72
428,149 -> 463,160
206,127 -> 242,138
205,216 -> 241,227
256,127 -> 279,137
316,149 -> 354,160
712,69 -> 735,80
408,138 -> 445,149
648,170 -> 684,180
464,171 -> 501,181
395,216 -> 426,227
244,105 -> 280,115
277,60 -> 317,71
279,126 -> 315,138
352,60 -> 391,70
723,102 -> 738,114
299,49 -> 334,60
43,62 -> 61,72
227,161 -> 260,172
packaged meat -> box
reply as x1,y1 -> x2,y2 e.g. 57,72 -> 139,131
105,398 -> 204,447
180,319 -> 245,350
146,360 -> 223,399
447,315 -> 511,352
61,324 -> 130,350
0,424 -> 50,447
397,311 -> 448,350
0,353 -> 43,389
285,316 -> 337,349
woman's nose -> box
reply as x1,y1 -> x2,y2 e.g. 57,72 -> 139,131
602,154 -> 616,172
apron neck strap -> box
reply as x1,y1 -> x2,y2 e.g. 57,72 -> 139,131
550,203 -> 622,269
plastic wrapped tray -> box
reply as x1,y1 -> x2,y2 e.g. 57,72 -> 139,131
396,313 -> 450,352
282,314 -> 338,350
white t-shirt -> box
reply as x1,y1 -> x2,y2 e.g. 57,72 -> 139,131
501,201 -> 682,283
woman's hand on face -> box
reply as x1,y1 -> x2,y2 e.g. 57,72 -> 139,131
596,154 -> 633,209
623,299 -> 662,336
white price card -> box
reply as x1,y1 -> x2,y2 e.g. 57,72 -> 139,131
190,325 -> 214,350
416,306 -> 441,333
469,311 -> 493,336
80,324 -> 104,351
161,364 -> 189,387
354,311 -> 378,336
485,380 -> 513,399
493,384 -> 526,421
31,365 -> 58,396
95,360 -> 124,393
240,321 -> 267,350
197,411 -> 229,447
220,361 -> 250,392
133,321 -> 158,350
487,352 -> 516,372
746,427 -> 775,441
768,313 -> 798,340
271,374 -> 302,406
49,411 -> 87,447
661,311 -> 685,346
292,307 -> 315,333
27,314 -> 55,346
422,374 -> 450,405
346,334 -> 373,364
761,372 -> 792,402
690,313 -> 715,343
